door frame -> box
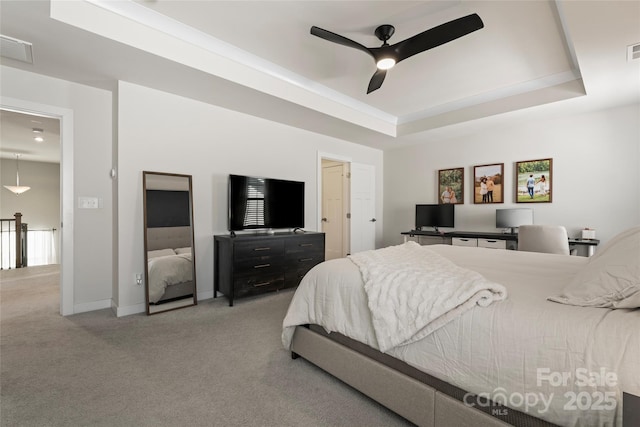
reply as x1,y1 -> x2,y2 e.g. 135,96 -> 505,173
1,97 -> 74,316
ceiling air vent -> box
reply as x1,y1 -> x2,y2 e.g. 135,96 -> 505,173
628,42 -> 640,63
0,35 -> 33,64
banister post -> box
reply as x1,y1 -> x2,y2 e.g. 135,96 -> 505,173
14,212 -> 22,269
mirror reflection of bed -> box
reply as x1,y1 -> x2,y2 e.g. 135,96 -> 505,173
143,171 -> 197,315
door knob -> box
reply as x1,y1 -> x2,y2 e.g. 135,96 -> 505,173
321,218 -> 328,222
370,218 -> 377,222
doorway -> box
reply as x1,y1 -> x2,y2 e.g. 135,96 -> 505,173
321,159 -> 349,260
0,97 -> 74,315
318,152 -> 377,259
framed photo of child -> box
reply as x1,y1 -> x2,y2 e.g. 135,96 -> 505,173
473,163 -> 504,204
438,168 -> 464,204
516,158 -> 552,203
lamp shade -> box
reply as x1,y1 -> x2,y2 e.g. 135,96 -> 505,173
3,154 -> 30,195
3,185 -> 31,195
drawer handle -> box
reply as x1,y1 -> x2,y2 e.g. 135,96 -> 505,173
253,263 -> 271,269
460,239 -> 469,242
299,258 -> 313,262
253,247 -> 271,251
253,281 -> 272,287
300,243 -> 313,247
486,240 -> 497,243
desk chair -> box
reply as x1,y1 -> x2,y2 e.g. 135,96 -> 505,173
517,225 -> 570,255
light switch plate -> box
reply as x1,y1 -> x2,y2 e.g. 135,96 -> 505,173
78,196 -> 100,209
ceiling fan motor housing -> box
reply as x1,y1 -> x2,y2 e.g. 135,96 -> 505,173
375,25 -> 395,43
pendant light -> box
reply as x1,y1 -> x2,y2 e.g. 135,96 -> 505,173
3,154 -> 31,195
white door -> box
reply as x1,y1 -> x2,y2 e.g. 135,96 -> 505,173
322,163 -> 344,260
350,163 -> 376,254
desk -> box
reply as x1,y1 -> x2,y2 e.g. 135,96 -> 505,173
568,238 -> 599,257
401,231 -> 599,257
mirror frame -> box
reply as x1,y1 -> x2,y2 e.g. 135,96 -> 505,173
143,171 -> 197,315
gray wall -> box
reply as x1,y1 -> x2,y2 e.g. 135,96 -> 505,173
384,103 -> 640,246
3,64 -> 639,316
1,65 -> 113,312
1,159 -> 60,231
116,81 -> 384,315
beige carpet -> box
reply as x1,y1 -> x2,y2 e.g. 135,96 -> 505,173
1,265 -> 412,427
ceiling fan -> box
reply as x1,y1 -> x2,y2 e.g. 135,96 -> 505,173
310,13 -> 484,94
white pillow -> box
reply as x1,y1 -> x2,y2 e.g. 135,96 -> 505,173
147,248 -> 176,259
548,226 -> 640,308
174,247 -> 192,255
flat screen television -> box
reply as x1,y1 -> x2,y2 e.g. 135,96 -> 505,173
228,174 -> 305,231
496,208 -> 533,234
415,204 -> 454,232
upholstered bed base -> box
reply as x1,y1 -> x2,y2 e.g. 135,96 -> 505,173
151,280 -> 194,304
291,325 -> 557,427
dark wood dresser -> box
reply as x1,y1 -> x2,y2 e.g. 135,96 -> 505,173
213,231 -> 325,306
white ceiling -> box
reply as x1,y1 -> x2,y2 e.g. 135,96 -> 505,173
0,0 -> 638,162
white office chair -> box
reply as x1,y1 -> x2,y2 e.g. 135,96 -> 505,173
517,225 -> 570,255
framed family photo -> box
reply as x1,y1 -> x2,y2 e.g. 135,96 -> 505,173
473,163 -> 504,204
516,158 -> 552,203
438,168 -> 464,204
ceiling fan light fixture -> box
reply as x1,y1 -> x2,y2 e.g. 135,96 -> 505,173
311,13 -> 483,93
376,57 -> 396,70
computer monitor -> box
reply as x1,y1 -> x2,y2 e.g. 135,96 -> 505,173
415,204 -> 454,232
496,208 -> 533,234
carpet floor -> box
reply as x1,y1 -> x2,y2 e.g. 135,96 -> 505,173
1,265 -> 412,426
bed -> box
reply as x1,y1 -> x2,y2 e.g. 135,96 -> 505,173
146,226 -> 195,304
282,227 -> 640,427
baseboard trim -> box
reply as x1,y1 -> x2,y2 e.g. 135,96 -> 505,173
114,302 -> 146,317
74,299 -> 111,314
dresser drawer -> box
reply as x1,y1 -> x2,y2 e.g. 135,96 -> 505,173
233,256 -> 285,276
234,273 -> 284,297
285,247 -> 324,263
234,239 -> 284,260
452,237 -> 478,247
478,238 -> 507,249
285,235 -> 325,254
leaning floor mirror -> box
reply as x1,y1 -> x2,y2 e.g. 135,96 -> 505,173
143,171 -> 197,314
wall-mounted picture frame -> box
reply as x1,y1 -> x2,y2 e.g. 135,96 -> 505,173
473,163 -> 504,204
438,167 -> 464,204
516,158 -> 552,203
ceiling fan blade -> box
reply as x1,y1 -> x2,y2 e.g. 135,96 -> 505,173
367,69 -> 387,94
391,13 -> 484,63
310,26 -> 374,59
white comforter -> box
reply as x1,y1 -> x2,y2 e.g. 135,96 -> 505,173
282,244 -> 640,427
349,242 -> 506,351
147,253 -> 193,303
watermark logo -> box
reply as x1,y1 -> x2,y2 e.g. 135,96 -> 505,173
463,368 -> 618,415
537,368 -> 618,411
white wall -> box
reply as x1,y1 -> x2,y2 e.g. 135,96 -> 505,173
116,81 -> 384,315
1,66 -> 113,311
384,103 -> 640,246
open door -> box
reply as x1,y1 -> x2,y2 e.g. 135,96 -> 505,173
349,162 -> 376,254
321,160 -> 347,260
318,154 -> 376,258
